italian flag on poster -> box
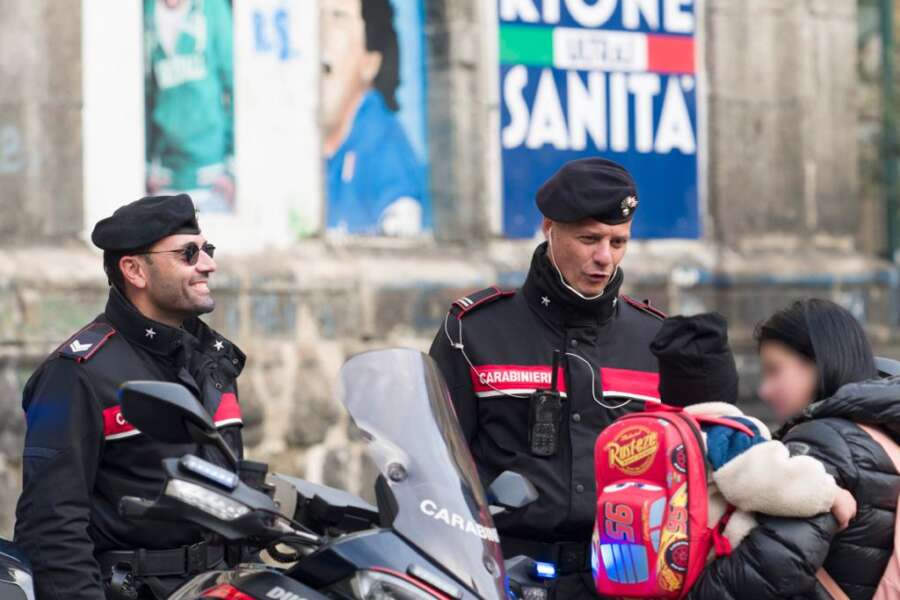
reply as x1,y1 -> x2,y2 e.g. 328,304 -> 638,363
497,0 -> 701,240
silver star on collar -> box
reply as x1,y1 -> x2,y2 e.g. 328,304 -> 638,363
145,328 -> 157,339
213,340 -> 224,351
541,296 -> 551,307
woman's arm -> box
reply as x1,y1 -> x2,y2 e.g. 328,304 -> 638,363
687,513 -> 837,599
779,420 -> 861,489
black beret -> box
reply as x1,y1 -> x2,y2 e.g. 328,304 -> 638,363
650,312 -> 739,408
536,158 -> 638,224
91,194 -> 200,251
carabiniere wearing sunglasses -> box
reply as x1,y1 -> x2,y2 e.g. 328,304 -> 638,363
139,241 -> 216,265
14,194 -> 247,600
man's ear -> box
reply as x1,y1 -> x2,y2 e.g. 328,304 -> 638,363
119,256 -> 150,290
360,51 -> 382,85
541,218 -> 554,240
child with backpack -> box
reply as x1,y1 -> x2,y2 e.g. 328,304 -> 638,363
592,312 -> 856,599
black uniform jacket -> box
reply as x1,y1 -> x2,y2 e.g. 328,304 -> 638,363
14,287 -> 246,600
430,243 -> 664,544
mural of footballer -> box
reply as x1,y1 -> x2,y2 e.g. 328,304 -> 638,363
322,0 -> 427,236
144,0 -> 235,213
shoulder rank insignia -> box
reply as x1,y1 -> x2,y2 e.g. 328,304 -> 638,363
57,322 -> 116,363
450,286 -> 515,318
621,295 -> 667,320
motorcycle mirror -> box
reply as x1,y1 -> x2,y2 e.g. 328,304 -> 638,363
119,381 -> 238,468
875,356 -> 900,378
119,381 -> 214,439
487,471 -> 538,510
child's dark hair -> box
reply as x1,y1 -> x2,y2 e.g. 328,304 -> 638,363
755,299 -> 877,400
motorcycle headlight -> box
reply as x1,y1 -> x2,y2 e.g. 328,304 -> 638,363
329,569 -> 450,600
164,479 -> 250,521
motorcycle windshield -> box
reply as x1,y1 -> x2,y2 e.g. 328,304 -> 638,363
338,349 -> 507,599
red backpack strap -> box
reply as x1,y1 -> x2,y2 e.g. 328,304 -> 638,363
711,505 -> 737,557
621,295 -> 667,320
692,415 -> 755,438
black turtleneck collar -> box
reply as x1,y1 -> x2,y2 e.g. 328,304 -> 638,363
105,286 -> 201,357
104,287 -> 247,398
521,242 -> 623,326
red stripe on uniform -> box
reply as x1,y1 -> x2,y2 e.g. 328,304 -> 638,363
471,365 -> 568,394
104,392 -> 241,440
647,34 -> 695,74
103,405 -> 137,439
214,392 -> 242,425
600,368 -> 660,399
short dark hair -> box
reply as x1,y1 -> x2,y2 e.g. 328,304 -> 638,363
102,248 -> 152,292
755,299 -> 877,400
361,0 -> 400,112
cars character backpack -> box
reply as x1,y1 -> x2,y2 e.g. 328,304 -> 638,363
591,404 -> 752,598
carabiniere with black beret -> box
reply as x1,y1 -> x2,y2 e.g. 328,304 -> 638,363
14,193 -> 246,600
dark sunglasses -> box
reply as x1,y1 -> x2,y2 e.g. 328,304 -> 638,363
139,242 -> 216,265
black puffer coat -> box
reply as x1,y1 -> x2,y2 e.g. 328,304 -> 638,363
688,376 -> 900,600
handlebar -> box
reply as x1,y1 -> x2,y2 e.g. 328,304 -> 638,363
119,496 -> 154,519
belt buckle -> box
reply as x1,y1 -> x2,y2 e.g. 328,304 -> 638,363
109,564 -> 139,600
186,542 -> 207,575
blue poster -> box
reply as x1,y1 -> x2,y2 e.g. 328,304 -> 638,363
499,0 -> 700,239
322,0 -> 432,236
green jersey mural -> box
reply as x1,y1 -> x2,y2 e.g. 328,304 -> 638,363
144,0 -> 235,213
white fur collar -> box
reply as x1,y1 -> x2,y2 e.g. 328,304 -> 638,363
683,402 -> 746,418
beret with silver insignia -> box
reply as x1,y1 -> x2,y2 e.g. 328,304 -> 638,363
621,195 -> 638,217
536,158 -> 639,225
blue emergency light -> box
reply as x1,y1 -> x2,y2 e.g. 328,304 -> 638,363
532,561 -> 557,580
179,454 -> 239,490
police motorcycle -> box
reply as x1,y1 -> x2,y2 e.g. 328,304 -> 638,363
102,348 -> 555,600
0,539 -> 33,600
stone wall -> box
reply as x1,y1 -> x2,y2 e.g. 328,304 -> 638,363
0,0 -> 83,245
704,0 -> 860,248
